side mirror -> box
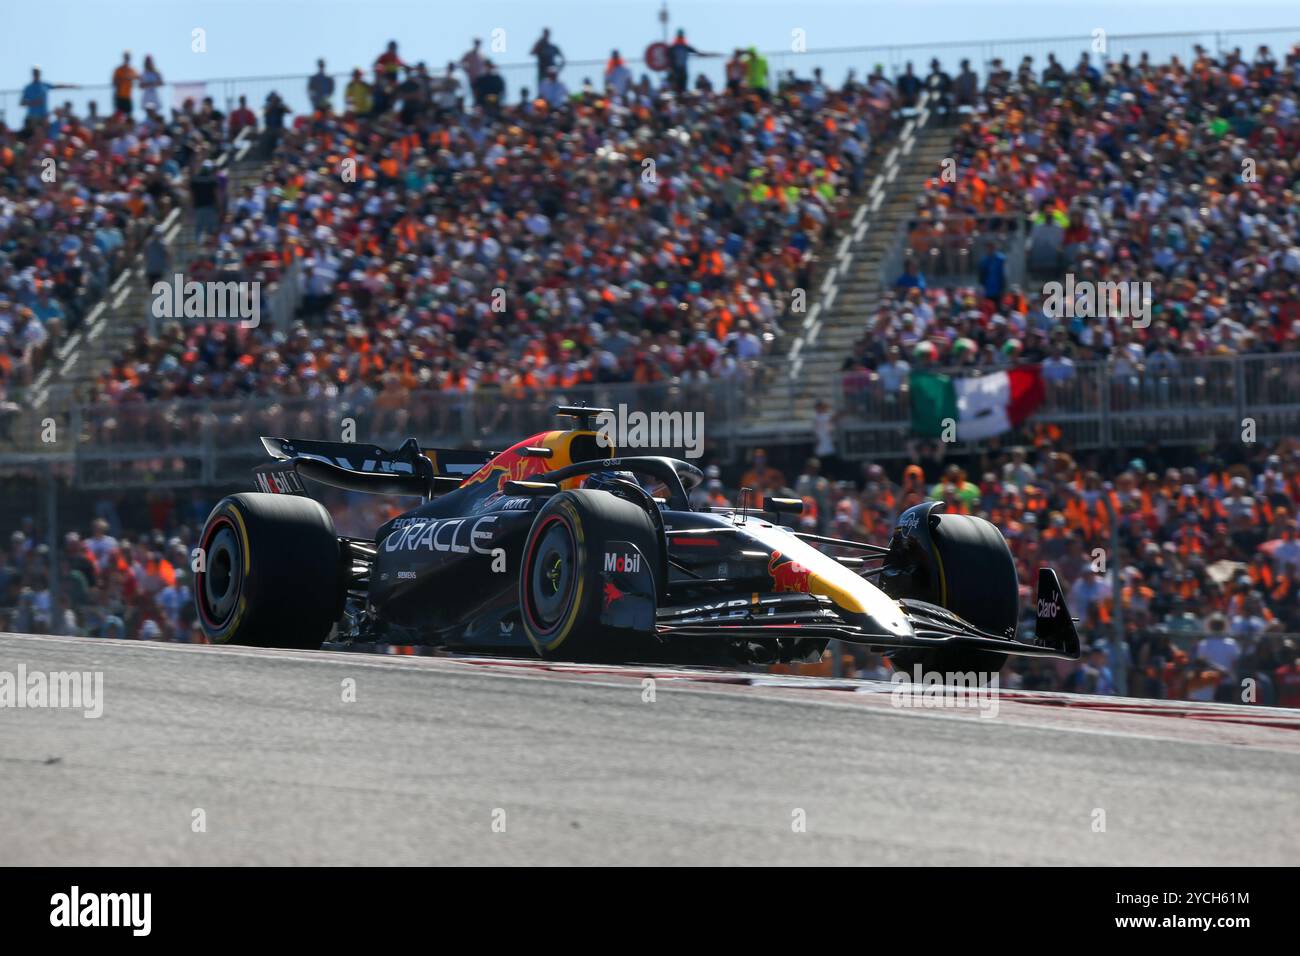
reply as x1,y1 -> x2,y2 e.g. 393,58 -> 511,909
767,497 -> 804,515
504,480 -> 560,496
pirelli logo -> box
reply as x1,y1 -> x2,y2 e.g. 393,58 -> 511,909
254,470 -> 304,495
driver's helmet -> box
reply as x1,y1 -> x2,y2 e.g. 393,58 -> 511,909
582,469 -> 641,493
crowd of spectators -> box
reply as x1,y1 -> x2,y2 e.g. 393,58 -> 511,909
7,36 -> 1300,711
88,35 -> 897,413
1,513 -> 200,643
844,42 -> 1300,400
2,55 -> 234,396
0,485 -> 393,643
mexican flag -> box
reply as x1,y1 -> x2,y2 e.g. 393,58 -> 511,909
910,366 -> 1045,441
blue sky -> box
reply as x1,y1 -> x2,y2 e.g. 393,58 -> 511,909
4,1 -> 1299,114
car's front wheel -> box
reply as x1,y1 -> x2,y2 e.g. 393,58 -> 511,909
519,489 -> 661,661
889,512 -> 1018,679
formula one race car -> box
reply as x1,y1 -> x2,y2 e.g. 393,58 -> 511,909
194,407 -> 1081,671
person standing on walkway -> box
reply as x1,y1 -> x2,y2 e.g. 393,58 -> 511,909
667,29 -> 717,94
112,51 -> 139,117
139,55 -> 164,115
530,28 -> 565,89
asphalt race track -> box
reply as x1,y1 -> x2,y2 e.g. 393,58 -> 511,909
2,631 -> 1298,865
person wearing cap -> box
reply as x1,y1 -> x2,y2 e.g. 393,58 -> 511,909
899,464 -> 926,508
1195,613 -> 1241,675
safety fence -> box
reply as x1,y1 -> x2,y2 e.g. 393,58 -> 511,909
880,215 -> 1026,289
5,27 -> 1297,125
839,353 -> 1300,460
0,376 -> 761,488
2,353 -> 1299,486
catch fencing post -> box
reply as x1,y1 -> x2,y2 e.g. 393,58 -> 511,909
45,469 -> 59,618
1100,490 -> 1126,696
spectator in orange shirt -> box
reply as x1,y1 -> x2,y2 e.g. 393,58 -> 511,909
899,463 -> 927,509
739,449 -> 786,508
111,51 -> 139,117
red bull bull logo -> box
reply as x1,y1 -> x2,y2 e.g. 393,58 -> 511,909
768,550 -> 812,593
459,431 -> 598,496
495,454 -> 542,492
458,431 -> 557,493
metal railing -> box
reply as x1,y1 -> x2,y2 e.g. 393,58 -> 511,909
880,215 -> 1026,289
0,376 -> 762,487
6,27 -> 1296,125
3,353 -> 1299,483
838,353 -> 1300,459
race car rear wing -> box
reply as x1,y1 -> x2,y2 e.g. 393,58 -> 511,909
254,436 -> 494,500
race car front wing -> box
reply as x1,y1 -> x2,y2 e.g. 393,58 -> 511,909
655,568 -> 1081,661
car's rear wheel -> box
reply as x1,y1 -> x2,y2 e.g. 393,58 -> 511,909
519,489 -> 661,661
890,512 -> 1018,679
195,493 -> 344,648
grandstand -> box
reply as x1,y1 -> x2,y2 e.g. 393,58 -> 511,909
3,26 -> 1300,706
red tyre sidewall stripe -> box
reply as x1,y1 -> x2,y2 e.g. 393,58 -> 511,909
522,514 -> 571,636
196,513 -> 238,631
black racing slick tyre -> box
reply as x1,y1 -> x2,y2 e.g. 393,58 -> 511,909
519,489 -> 662,662
891,512 -> 1018,678
195,493 -> 345,649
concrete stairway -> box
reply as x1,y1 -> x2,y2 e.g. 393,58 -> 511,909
31,131 -> 261,406
741,121 -> 954,444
